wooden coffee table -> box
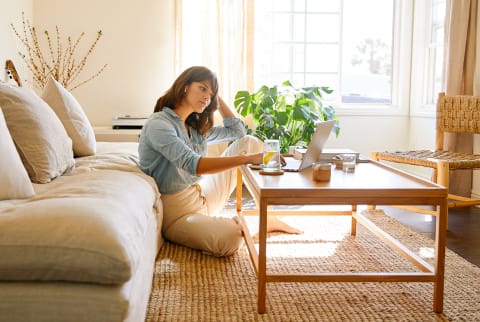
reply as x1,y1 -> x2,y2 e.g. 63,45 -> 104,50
235,160 -> 448,314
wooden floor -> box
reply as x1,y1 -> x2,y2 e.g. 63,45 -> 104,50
379,205 -> 480,267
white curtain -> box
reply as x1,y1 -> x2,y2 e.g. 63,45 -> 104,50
174,0 -> 254,105
442,0 -> 478,196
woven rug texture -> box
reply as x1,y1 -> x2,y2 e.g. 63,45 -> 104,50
146,209 -> 480,322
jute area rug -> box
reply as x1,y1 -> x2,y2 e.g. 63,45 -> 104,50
146,209 -> 480,322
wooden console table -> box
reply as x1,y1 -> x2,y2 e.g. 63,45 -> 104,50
235,160 -> 448,314
93,126 -> 141,142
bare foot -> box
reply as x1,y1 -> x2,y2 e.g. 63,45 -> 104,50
266,216 -> 303,234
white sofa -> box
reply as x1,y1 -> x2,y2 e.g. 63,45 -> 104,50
0,78 -> 163,321
0,142 -> 163,322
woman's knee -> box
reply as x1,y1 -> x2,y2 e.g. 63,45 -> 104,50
225,135 -> 263,156
239,135 -> 263,152
163,213 -> 243,257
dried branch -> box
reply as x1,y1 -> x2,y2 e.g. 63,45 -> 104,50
10,12 -> 107,90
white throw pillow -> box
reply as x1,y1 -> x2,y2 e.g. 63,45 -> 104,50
0,108 -> 35,200
42,76 -> 96,157
0,83 -> 75,183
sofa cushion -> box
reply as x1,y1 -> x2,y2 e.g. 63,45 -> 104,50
0,144 -> 162,285
42,76 -> 96,157
0,83 -> 75,183
0,108 -> 35,200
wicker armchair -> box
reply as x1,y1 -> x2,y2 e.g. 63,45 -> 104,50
371,92 -> 480,218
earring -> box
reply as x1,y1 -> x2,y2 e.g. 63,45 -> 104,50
184,87 -> 187,93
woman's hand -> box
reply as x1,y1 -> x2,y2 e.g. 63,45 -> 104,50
245,153 -> 287,167
197,152 -> 287,175
248,152 -> 264,165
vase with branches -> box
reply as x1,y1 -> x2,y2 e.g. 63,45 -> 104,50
10,13 -> 107,91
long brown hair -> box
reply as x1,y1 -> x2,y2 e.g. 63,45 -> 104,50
154,66 -> 219,135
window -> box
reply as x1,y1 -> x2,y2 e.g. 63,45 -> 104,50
424,0 -> 446,105
410,0 -> 446,114
428,1 -> 446,104
254,0 -> 396,106
177,0 -> 444,114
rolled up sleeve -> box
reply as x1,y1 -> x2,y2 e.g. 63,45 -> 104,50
206,117 -> 246,143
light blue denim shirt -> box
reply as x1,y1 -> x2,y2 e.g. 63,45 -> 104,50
138,107 -> 246,194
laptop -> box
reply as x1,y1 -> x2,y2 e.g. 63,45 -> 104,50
282,120 -> 335,172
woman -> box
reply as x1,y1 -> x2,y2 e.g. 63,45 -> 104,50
139,66 -> 299,257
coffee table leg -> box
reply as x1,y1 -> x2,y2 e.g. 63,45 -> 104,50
257,200 -> 268,313
433,200 -> 447,313
351,205 -> 357,236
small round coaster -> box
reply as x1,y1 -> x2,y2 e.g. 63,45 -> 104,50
259,170 -> 284,176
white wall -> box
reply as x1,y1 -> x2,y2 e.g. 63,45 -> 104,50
1,0 -> 432,167
30,0 -> 176,126
0,0 -> 33,82
324,115 -> 410,158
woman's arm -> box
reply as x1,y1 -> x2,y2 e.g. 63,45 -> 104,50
205,96 -> 246,143
197,153 -> 287,175
198,97 -> 267,175
217,96 -> 238,118
196,153 -> 263,175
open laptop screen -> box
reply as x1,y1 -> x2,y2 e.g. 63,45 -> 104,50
283,120 -> 335,172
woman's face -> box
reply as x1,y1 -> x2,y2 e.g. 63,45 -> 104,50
185,81 -> 214,113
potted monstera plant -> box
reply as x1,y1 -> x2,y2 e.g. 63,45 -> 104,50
234,80 -> 340,153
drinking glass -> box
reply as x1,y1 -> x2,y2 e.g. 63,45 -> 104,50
262,139 -> 281,172
342,153 -> 356,172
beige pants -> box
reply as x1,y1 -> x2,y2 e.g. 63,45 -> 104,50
161,135 -> 263,257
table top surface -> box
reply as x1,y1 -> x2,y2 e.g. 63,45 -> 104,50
241,160 -> 447,201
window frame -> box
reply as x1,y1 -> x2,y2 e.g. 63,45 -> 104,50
253,0 -> 415,117
336,0 -> 413,116
410,0 -> 445,117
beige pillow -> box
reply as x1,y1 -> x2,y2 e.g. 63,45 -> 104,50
0,83 -> 75,183
42,76 -> 96,157
0,108 -> 35,199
